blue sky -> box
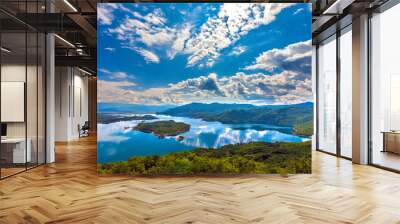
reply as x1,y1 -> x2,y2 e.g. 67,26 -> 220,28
98,3 -> 312,106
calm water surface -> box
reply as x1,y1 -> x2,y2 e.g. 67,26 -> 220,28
97,114 -> 309,163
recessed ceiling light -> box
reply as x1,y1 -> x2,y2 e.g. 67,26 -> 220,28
78,67 -> 93,76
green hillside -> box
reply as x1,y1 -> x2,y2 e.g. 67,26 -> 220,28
98,141 -> 311,175
293,120 -> 313,136
160,102 -> 313,136
202,107 -> 312,127
98,113 -> 157,124
158,102 -> 256,118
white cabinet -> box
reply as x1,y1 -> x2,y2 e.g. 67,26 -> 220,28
1,138 -> 31,163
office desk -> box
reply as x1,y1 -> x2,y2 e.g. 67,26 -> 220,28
382,131 -> 400,154
1,138 -> 31,163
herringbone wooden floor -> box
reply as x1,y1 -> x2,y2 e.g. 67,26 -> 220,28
1,136 -> 400,224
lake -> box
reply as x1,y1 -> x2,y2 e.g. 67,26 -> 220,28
97,114 -> 310,163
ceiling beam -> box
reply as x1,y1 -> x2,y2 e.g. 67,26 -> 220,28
67,13 -> 96,45
55,55 -> 96,72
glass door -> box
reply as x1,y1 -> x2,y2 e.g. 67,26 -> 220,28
0,1 -> 47,179
339,26 -> 352,158
1,30 -> 28,178
317,35 -> 337,154
370,3 -> 400,171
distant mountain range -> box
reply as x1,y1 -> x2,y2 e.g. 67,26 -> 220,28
159,102 -> 313,135
157,102 -> 258,118
98,103 -> 175,113
98,102 -> 314,136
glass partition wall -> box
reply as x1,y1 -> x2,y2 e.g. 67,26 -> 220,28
370,3 -> 400,171
0,2 -> 46,179
317,35 -> 337,154
339,26 -> 352,159
316,25 -> 353,159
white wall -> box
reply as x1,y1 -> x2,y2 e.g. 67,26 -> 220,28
72,73 -> 89,138
1,65 -> 26,138
1,63 -> 46,164
55,67 -> 70,141
55,67 -> 89,141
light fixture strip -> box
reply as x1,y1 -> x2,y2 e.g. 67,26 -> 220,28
322,0 -> 341,14
78,67 -> 93,76
54,34 -> 75,48
63,0 -> 78,12
1,47 -> 11,53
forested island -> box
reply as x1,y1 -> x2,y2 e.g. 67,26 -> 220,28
98,141 -> 311,175
134,120 -> 191,137
98,113 -> 157,124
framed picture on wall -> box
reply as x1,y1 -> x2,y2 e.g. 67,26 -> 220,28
97,2 -> 313,175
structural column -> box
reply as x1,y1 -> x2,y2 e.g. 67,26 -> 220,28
45,0 -> 55,163
46,33 -> 55,163
352,14 -> 369,164
312,45 -> 317,151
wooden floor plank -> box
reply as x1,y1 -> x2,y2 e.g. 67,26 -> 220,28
0,136 -> 400,223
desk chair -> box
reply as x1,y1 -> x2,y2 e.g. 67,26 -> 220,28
79,121 -> 90,138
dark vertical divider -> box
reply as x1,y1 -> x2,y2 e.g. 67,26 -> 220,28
367,11 -> 373,165
25,0 -> 28,171
315,45 -> 319,151
0,20 -> 2,179
336,28 -> 341,157
37,0 -> 39,167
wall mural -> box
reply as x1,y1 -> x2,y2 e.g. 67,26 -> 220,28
97,3 -> 313,175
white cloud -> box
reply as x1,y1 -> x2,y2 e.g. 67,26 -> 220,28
183,3 -> 294,67
105,47 -> 115,52
111,72 -> 128,79
105,3 -> 294,68
99,69 -> 131,80
293,8 -> 304,15
168,72 -> 311,104
98,80 -> 135,88
108,9 -> 175,48
98,79 -> 180,105
229,45 -> 247,56
245,40 -> 312,74
98,4 -> 114,25
98,80 -> 139,104
98,3 -> 133,25
134,48 -> 160,63
98,71 -> 312,105
107,8 -> 195,63
141,8 -> 166,25
167,23 -> 192,59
